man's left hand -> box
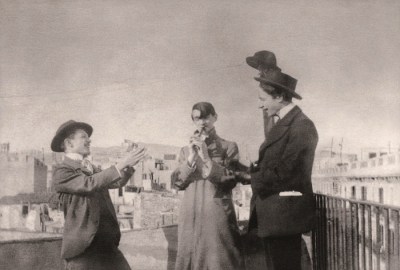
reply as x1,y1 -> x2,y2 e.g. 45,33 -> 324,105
234,171 -> 251,184
190,136 -> 210,162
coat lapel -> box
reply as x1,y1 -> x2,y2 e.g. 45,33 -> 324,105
63,157 -> 118,223
258,106 -> 302,157
64,156 -> 99,175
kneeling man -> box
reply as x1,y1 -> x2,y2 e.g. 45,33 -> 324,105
51,120 -> 145,270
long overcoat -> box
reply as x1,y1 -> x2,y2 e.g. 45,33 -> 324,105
172,129 -> 244,270
249,105 -> 318,237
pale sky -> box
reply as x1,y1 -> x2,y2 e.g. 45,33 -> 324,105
1,0 -> 399,160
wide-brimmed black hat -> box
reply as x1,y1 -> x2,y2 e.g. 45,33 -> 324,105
246,50 -> 279,70
255,69 -> 302,100
51,120 -> 93,152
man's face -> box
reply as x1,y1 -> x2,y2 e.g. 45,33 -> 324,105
66,129 -> 91,157
191,109 -> 217,132
258,85 -> 283,116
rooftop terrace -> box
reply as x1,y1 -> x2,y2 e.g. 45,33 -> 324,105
0,225 -> 313,270
3,193 -> 400,270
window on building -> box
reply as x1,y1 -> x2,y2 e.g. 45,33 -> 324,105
361,161 -> 368,168
379,188 -> 384,204
388,156 -> 395,164
361,186 -> 367,201
118,187 -> 123,197
143,174 -> 147,180
22,205 -> 29,216
333,182 -> 339,194
351,186 -> 356,199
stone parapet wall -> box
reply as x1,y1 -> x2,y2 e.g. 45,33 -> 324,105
140,192 -> 181,228
0,236 -> 63,270
0,226 -> 177,270
0,225 -> 312,270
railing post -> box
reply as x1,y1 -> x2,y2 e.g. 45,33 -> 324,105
384,208 -> 390,270
323,195 -> 328,270
338,200 -> 347,269
339,199 -> 343,269
360,203 -> 366,270
313,194 -> 318,270
349,202 -> 355,270
343,199 -> 348,270
332,197 -> 337,270
376,207 -> 381,270
367,205 -> 373,270
329,197 -> 335,270
313,194 -> 400,270
335,198 -> 339,270
393,210 -> 400,268
354,203 -> 360,270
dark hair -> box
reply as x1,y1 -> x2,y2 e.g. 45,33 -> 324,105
260,83 -> 293,102
60,129 -> 79,151
191,102 -> 216,119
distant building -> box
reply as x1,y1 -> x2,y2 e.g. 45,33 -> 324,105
0,153 -> 47,198
163,154 -> 178,170
108,155 -> 176,205
0,192 -> 63,233
46,152 -> 64,192
313,150 -> 358,171
313,151 -> 400,206
0,142 -> 10,153
84,141 -> 180,207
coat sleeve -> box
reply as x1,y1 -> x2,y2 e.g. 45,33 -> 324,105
251,120 -> 318,195
206,142 -> 240,189
171,147 -> 197,190
53,165 -> 122,195
108,167 -> 135,189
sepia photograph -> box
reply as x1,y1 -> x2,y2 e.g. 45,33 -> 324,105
0,0 -> 399,269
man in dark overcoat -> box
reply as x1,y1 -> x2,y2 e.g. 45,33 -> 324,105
51,120 -> 145,269
237,57 -> 318,270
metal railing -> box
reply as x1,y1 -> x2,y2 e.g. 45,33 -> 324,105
313,194 -> 400,270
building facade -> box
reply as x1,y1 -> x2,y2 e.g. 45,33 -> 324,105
313,151 -> 400,206
0,154 -> 47,198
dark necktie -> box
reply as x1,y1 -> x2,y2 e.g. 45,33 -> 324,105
272,114 -> 280,125
263,112 -> 280,139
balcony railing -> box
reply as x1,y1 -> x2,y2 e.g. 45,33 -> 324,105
313,194 -> 400,270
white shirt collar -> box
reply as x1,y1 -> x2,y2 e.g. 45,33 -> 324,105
277,103 -> 296,119
65,153 -> 84,161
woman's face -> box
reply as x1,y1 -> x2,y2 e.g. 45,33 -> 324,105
191,109 -> 217,132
